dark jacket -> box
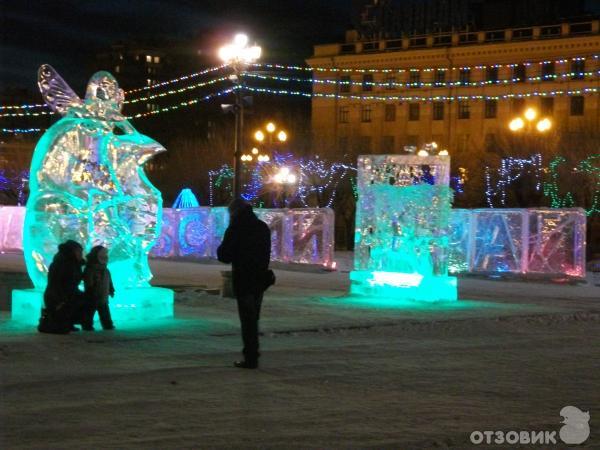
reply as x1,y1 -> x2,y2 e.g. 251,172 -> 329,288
217,210 -> 271,296
83,263 -> 115,305
43,249 -> 84,312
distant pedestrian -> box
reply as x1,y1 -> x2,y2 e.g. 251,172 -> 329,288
217,199 -> 273,369
82,245 -> 115,331
38,240 -> 86,334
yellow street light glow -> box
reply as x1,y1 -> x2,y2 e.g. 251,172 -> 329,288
254,130 -> 265,142
431,141 -> 438,149
277,130 -> 287,142
524,108 -> 538,121
251,147 -> 259,155
218,33 -> 261,64
263,155 -> 270,162
266,122 -> 276,133
536,118 -> 552,132
509,117 -> 525,131
247,155 -> 253,161
417,149 -> 429,157
287,174 -> 297,184
438,149 -> 449,156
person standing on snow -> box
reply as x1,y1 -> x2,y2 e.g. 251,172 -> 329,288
217,199 -> 272,369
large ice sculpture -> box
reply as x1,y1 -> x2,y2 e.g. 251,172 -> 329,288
12,65 -> 173,324
351,155 -> 457,302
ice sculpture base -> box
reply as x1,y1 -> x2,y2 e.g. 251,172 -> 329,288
349,271 -> 457,302
11,287 -> 174,325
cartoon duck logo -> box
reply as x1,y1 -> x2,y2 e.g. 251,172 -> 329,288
559,406 -> 590,445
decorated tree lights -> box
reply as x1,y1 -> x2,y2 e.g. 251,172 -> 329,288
12,65 -> 173,324
350,154 -> 457,302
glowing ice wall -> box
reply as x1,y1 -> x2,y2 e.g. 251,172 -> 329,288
151,207 -> 335,267
351,155 -> 457,302
12,65 -> 173,325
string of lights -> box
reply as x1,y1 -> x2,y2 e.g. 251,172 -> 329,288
254,55 -> 597,74
124,64 -> 228,94
543,155 -> 600,216
124,75 -> 230,104
243,70 -> 600,89
1,128 -> 42,134
485,154 -> 542,207
243,85 -> 599,103
127,87 -> 236,119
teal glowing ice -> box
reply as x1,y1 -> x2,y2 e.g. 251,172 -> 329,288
351,154 -> 457,302
12,65 -> 173,324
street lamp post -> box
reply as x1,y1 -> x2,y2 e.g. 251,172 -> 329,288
273,166 -> 297,207
508,107 -> 552,134
218,34 -> 261,198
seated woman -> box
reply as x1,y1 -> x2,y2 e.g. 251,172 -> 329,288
38,240 -> 86,334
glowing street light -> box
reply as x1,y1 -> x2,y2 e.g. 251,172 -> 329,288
254,130 -> 265,142
509,117 -> 525,131
536,118 -> 552,132
417,149 -> 429,157
266,122 -> 276,133
218,33 -> 262,198
524,107 -> 537,121
277,130 -> 287,142
438,149 -> 449,156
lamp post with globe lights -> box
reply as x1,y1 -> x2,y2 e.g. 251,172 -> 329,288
272,166 -> 297,207
218,33 -> 261,198
508,107 -> 552,134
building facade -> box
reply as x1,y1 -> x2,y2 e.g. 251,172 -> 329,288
306,19 -> 600,160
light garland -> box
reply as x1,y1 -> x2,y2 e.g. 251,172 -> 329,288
124,64 -> 228,94
242,85 -> 599,103
486,154 -> 543,207
1,128 -> 42,134
544,155 -> 600,216
124,75 -> 230,104
243,70 -> 600,89
256,55 -> 598,74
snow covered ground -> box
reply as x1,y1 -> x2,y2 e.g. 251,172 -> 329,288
1,253 -> 598,449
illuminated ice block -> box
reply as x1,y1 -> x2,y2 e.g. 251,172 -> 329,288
13,65 -> 173,323
527,208 -> 586,277
470,209 -> 527,274
255,209 -> 288,262
12,287 -> 174,325
448,208 -> 472,274
0,206 -> 25,253
351,154 -> 457,302
287,208 -> 334,266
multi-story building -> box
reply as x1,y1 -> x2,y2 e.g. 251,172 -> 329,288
306,18 -> 600,160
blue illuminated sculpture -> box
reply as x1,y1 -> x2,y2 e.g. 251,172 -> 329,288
350,154 -> 457,302
12,65 -> 173,324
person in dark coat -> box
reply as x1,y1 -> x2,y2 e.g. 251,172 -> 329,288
217,199 -> 271,369
82,245 -> 115,331
38,240 -> 86,334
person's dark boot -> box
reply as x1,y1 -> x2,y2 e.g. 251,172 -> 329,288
234,360 -> 258,369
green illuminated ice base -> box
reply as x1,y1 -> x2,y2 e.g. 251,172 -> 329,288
11,287 -> 174,325
349,270 -> 457,302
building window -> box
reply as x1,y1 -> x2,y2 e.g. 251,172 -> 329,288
384,104 -> 396,121
511,98 -> 525,114
361,105 -> 372,122
409,71 -> 420,86
513,64 -> 526,82
458,101 -> 470,119
541,97 -> 554,115
338,136 -> 349,152
147,79 -> 152,86
362,74 -> 373,91
570,96 -> 584,116
381,135 -> 394,152
541,62 -> 555,81
154,56 -> 160,63
339,75 -> 351,93
385,74 -> 396,90
433,102 -> 444,120
359,136 -> 372,153
434,70 -> 445,86
406,135 -> 419,147
484,99 -> 497,119
485,134 -> 498,153
571,59 -> 585,80
135,55 -> 140,61
339,106 -> 349,123
459,69 -> 471,86
146,55 -> 152,62
114,65 -> 120,74
486,66 -> 499,83
408,103 -> 420,121
457,134 -> 470,152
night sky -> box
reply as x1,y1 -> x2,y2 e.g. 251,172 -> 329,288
0,0 -> 352,92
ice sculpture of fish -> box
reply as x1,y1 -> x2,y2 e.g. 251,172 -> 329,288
23,65 -> 165,289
